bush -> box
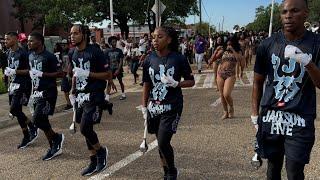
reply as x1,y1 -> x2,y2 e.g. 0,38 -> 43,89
0,72 -> 7,94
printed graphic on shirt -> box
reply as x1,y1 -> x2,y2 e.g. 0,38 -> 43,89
73,56 -> 90,107
8,56 -> 20,93
271,54 -> 305,104
73,58 -> 90,91
262,110 -> 305,136
29,55 -> 43,90
109,51 -> 121,70
76,93 -> 90,108
147,64 -> 174,117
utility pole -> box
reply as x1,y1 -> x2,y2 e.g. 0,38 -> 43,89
221,16 -> 224,32
199,0 -> 202,34
110,0 -> 114,36
268,0 -> 275,37
156,0 -> 160,27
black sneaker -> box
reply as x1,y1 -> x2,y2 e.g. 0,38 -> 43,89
106,102 -> 113,115
42,148 -> 54,161
167,167 -> 179,180
29,127 -> 39,144
163,166 -> 169,180
96,147 -> 108,173
42,134 -> 64,161
17,136 -> 32,149
101,101 -> 113,115
81,155 -> 97,176
63,104 -> 73,111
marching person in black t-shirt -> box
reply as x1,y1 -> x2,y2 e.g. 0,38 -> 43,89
69,24 -> 112,176
251,0 -> 320,179
4,32 -> 38,149
27,32 -> 65,161
105,36 -> 126,100
142,26 -> 195,180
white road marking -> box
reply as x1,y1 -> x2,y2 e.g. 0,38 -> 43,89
203,73 -> 214,88
88,140 -> 158,180
246,71 -> 254,85
192,74 -> 202,88
210,97 -> 221,107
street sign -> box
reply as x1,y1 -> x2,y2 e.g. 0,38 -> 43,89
151,0 -> 166,15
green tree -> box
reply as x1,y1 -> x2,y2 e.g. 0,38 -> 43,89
194,22 -> 216,37
247,0 -> 320,33
308,0 -> 320,23
246,3 -> 281,33
11,0 -> 198,38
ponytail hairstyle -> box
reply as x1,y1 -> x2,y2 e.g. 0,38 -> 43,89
158,26 -> 179,52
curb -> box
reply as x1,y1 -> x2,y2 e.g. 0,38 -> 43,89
0,83 -> 141,130
0,103 -> 67,129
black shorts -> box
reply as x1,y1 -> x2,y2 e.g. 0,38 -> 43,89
111,68 -> 123,80
256,109 -> 315,164
61,76 -> 71,92
31,89 -> 57,116
75,92 -> 104,124
147,103 -> 183,134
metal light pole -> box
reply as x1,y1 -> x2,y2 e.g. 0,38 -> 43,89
199,0 -> 202,34
110,0 -> 114,36
268,0 -> 275,37
155,0 -> 160,27
221,16 -> 224,32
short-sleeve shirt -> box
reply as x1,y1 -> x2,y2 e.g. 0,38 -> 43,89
104,48 -> 124,71
69,45 -> 108,93
142,51 -> 194,117
29,50 -> 60,91
7,47 -> 30,85
254,31 -> 320,119
194,38 -> 207,54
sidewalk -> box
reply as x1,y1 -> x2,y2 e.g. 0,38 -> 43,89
0,68 -> 142,129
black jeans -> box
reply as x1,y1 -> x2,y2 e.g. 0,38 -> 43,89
267,155 -> 305,180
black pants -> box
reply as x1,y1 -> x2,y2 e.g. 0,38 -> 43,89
156,128 -> 175,169
10,92 -> 28,129
76,102 -> 103,150
267,155 -> 305,180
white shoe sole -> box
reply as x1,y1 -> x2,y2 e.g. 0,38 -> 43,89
43,134 -> 65,161
18,129 -> 39,149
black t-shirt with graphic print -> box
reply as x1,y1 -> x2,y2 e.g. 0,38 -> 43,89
7,47 -> 30,85
142,51 -> 194,107
69,45 -> 108,93
29,50 -> 60,91
254,31 -> 320,119
104,48 -> 124,71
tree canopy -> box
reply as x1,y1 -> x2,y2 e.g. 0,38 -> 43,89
246,0 -> 320,33
12,0 -> 198,38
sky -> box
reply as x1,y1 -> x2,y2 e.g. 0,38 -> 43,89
186,0 -> 282,32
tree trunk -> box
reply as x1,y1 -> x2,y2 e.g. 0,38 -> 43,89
117,15 -> 129,39
19,18 -> 25,33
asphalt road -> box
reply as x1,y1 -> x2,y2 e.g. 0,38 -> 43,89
0,79 -> 319,179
